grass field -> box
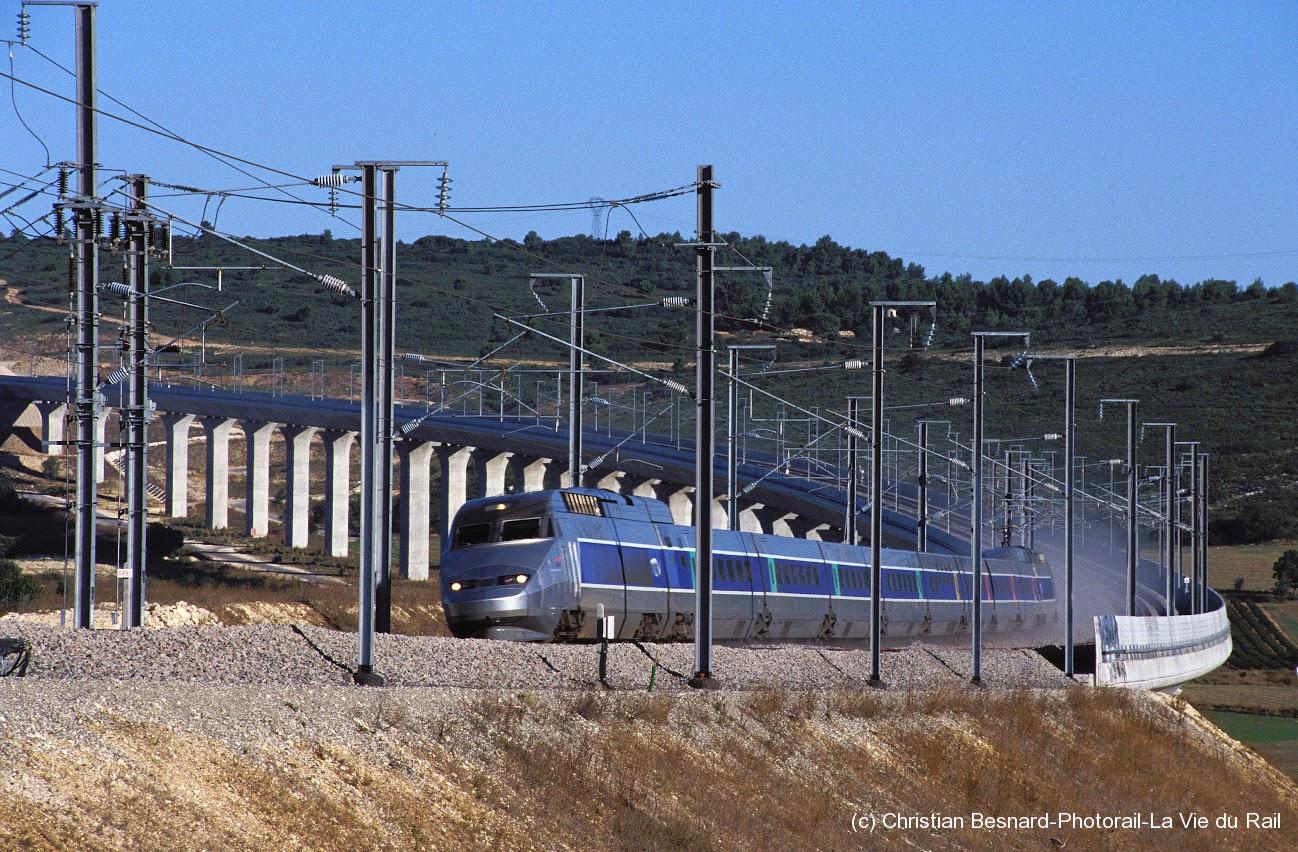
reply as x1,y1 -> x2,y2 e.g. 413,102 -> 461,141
1183,587 -> 1298,781
1203,711 -> 1298,781
1186,682 -> 1298,716
1209,541 -> 1298,592
1205,710 -> 1298,743
1265,601 -> 1298,640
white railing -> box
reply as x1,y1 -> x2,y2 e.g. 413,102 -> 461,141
1093,590 -> 1232,689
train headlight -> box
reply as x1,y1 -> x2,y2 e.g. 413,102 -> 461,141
449,581 -> 463,592
515,574 -> 529,585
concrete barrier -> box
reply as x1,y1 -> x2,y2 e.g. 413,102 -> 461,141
1093,589 -> 1231,689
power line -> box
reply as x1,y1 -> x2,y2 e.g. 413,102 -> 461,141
120,193 -> 356,298
0,220 -> 54,263
147,179 -> 313,195
7,46 -> 49,167
0,66 -> 699,233
119,182 -> 698,215
19,42 -> 357,230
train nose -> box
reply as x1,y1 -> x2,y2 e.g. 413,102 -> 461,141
447,572 -> 531,594
442,568 -> 539,637
443,586 -> 530,620
440,538 -> 568,640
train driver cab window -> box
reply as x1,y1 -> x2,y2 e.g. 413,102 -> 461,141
453,522 -> 492,548
500,517 -> 545,542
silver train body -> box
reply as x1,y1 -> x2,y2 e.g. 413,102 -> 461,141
441,488 -> 1058,644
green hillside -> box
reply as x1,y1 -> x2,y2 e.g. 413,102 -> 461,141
2,228 -> 1297,541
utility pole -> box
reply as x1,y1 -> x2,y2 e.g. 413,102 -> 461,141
729,346 -> 741,530
338,159 -> 442,672
355,163 -> 383,685
916,420 -> 929,551
1189,443 -> 1201,614
869,301 -> 935,685
1063,358 -> 1076,676
1199,453 -> 1210,613
1101,399 -> 1139,616
1029,354 -> 1077,675
1026,458 -> 1038,549
727,344 -> 774,530
1002,449 -> 1014,546
1176,441 -> 1200,613
1145,423 -> 1176,616
48,0 -> 101,629
529,274 -> 586,486
1015,452 -> 1028,548
376,166 -> 397,634
969,331 -> 1030,683
845,397 -> 863,544
568,275 -> 584,485
689,165 -> 717,689
123,174 -> 149,628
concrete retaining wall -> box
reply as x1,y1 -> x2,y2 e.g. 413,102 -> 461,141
1093,589 -> 1232,689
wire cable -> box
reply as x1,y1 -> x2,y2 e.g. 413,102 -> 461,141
7,46 -> 49,167
20,43 -> 358,230
5,59 -> 700,232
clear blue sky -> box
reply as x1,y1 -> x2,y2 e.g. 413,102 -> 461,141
4,0 -> 1296,285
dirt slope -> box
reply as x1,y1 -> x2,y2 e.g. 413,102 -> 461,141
0,680 -> 1294,851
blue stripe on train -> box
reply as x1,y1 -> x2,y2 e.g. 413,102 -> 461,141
577,539 -> 1053,602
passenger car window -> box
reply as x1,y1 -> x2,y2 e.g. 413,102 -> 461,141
453,522 -> 492,547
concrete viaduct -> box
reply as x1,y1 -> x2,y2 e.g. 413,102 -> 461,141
1,375 -> 963,583
1,374 -> 1229,684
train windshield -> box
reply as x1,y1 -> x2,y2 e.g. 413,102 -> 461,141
453,522 -> 492,548
499,517 -> 543,541
450,515 -> 552,548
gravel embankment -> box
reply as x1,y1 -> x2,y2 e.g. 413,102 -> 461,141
0,620 -> 1072,690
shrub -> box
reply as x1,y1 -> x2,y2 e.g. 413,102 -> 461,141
0,559 -> 40,610
1274,550 -> 1298,596
1261,339 -> 1298,358
1211,494 -> 1298,544
0,471 -> 16,509
146,523 -> 185,559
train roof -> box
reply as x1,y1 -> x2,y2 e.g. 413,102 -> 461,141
983,545 -> 1048,564
457,488 -> 676,524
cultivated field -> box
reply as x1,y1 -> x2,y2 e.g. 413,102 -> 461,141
1209,541 -> 1298,592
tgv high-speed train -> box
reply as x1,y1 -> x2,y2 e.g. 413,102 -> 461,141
440,488 -> 1057,644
